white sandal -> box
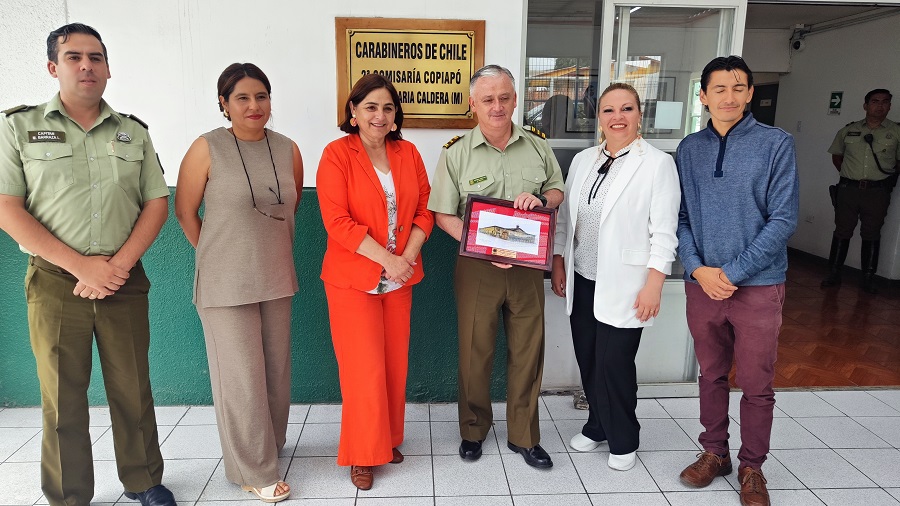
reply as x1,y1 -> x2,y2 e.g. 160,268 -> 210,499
242,481 -> 291,503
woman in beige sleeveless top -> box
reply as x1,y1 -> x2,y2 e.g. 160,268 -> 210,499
174,63 -> 303,503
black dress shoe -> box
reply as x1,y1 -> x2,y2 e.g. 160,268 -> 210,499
124,484 -> 177,506
507,442 -> 553,468
459,439 -> 483,461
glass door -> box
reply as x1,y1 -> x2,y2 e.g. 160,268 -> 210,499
598,0 -> 747,152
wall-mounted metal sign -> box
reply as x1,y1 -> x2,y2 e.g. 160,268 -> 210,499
335,18 -> 485,128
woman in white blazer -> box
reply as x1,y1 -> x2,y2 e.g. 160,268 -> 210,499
551,83 -> 680,471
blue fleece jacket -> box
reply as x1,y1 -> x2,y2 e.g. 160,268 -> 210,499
676,113 -> 799,286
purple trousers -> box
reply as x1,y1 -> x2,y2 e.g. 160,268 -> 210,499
685,281 -> 784,470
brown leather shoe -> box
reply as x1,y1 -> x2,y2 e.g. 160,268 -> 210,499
390,447 -> 404,464
350,465 -> 373,490
739,466 -> 770,506
679,451 -> 733,487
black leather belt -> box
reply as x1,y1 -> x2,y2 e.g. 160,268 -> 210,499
839,177 -> 892,189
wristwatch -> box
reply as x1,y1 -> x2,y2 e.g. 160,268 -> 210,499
535,193 -> 548,206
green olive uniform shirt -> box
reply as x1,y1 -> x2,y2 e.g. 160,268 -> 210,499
0,94 -> 170,254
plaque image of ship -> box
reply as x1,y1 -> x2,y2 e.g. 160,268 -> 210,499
478,225 -> 536,244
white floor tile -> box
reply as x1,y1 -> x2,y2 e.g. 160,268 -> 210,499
835,448 -> 900,487
294,423 -> 341,457
400,421 -> 432,456
288,404 -> 311,424
92,426 -> 172,462
771,449 -> 876,489
514,493 -> 592,505
179,405 -> 217,425
854,417 -> 900,448
658,397 -> 700,419
88,406 -> 112,426
432,454 -> 510,496
491,402 -> 508,420
0,427 -> 40,462
766,489 -> 826,505
588,492 -> 670,505
406,403 -> 430,422
769,417 -> 828,449
357,498 -> 433,506
284,456 -> 358,499
157,458 -> 219,503
866,390 -> 900,413
775,392 -> 845,418
429,403 -> 457,422
795,417 -> 891,448
280,423 -> 303,457
9,426 -> 110,463
570,452 -> 659,493
886,488 -> 900,502
306,404 -> 343,424
537,396 -> 553,420
813,487 -> 900,505
161,424 -> 222,459
197,457 -> 291,501
635,399 -> 671,419
435,496 -> 513,505
639,450 -> 734,492
154,406 -> 189,426
0,461 -> 43,505
356,455 -> 433,497
501,451 -> 584,495
663,490 -> 741,505
0,407 -> 42,427
542,395 -> 589,420
636,418 -> 698,451
816,391 -> 900,417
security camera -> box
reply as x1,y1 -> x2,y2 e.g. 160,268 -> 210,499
791,38 -> 806,51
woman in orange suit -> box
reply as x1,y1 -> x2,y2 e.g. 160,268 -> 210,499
317,74 -> 434,490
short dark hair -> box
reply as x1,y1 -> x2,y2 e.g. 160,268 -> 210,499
700,55 -> 753,92
217,63 -> 272,122
865,89 -> 892,103
47,23 -> 107,63
339,74 -> 404,141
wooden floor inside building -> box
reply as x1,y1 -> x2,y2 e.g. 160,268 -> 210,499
730,251 -> 900,389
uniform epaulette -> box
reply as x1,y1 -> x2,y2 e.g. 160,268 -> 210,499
2,105 -> 34,116
122,113 -> 148,129
526,125 -> 546,139
845,121 -> 855,127
443,135 -> 463,149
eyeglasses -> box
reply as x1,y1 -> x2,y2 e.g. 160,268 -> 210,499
232,129 -> 285,221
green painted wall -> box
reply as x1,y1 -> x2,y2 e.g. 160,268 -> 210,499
0,188 -> 510,406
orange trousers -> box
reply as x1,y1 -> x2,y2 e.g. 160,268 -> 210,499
324,282 -> 413,466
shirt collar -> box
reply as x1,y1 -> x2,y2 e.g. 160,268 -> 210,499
43,93 -> 115,128
472,123 -> 522,150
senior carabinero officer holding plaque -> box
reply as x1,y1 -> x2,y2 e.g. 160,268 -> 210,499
0,23 -> 174,506
428,64 -> 564,469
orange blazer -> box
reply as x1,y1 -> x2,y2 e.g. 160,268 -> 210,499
317,134 -> 434,291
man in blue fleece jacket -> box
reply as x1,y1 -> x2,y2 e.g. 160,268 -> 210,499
675,56 -> 798,506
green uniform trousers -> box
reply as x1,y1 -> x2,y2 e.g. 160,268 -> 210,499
454,255 -> 545,448
25,257 -> 163,506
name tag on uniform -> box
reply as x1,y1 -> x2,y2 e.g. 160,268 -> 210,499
28,131 -> 66,142
847,131 -> 861,137
469,175 -> 488,185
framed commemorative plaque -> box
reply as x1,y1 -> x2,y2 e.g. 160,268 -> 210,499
459,195 -> 556,271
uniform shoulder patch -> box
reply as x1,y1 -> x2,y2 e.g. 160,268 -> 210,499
2,105 -> 34,116
443,135 -> 463,149
122,113 -> 148,129
526,125 -> 546,139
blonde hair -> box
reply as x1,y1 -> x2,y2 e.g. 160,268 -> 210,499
597,82 -> 642,144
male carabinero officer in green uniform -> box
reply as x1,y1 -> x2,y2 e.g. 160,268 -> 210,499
428,64 -> 565,469
0,24 -> 175,506
822,89 -> 900,293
